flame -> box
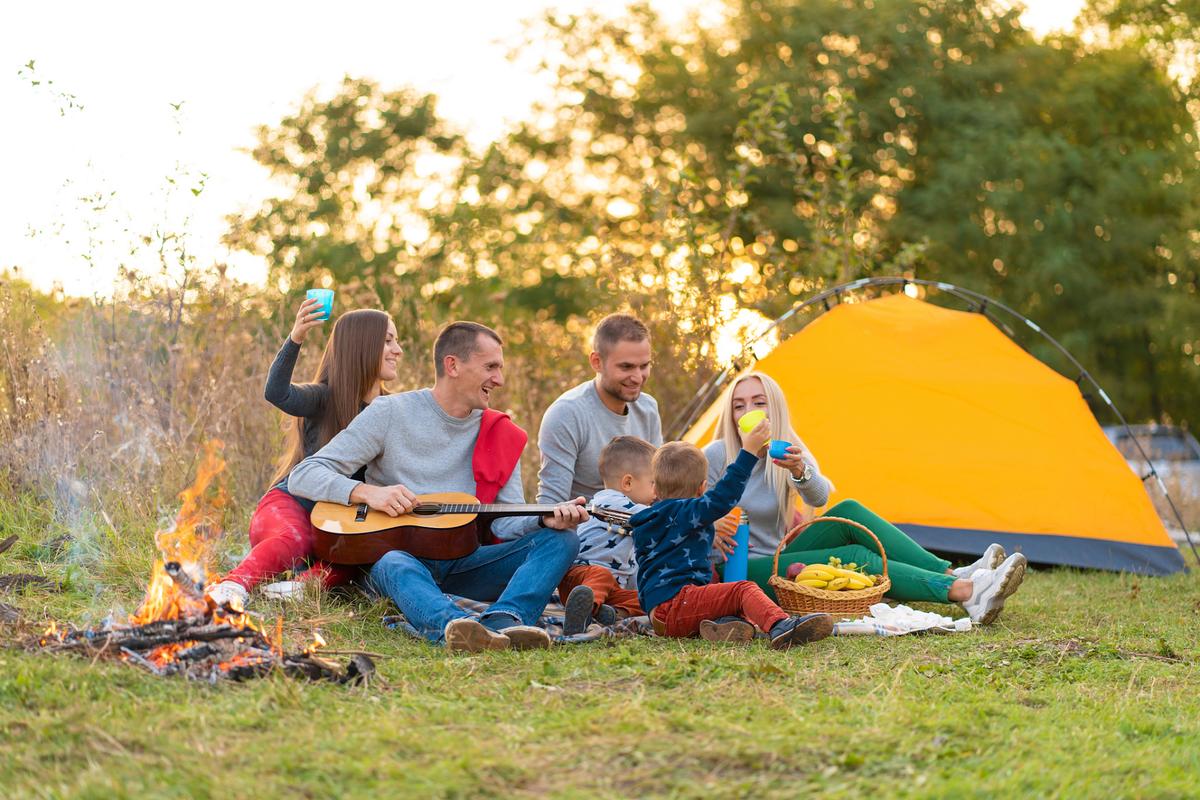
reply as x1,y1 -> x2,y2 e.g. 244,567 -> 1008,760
146,642 -> 190,668
39,620 -> 63,646
131,441 -> 228,626
305,630 -> 327,655
270,617 -> 284,658
216,649 -> 271,674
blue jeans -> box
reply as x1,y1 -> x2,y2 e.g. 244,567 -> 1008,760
368,528 -> 580,643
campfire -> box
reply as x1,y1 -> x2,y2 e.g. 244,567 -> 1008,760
36,442 -> 373,685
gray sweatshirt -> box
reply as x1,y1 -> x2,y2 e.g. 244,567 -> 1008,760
703,440 -> 832,559
288,389 -> 538,540
536,380 -> 663,504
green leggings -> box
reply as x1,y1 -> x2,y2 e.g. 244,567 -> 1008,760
740,499 -> 956,603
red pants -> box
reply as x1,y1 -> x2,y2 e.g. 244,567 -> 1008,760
223,489 -> 358,591
650,581 -> 788,637
557,564 -> 644,617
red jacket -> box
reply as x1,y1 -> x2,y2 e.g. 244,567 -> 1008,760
473,409 -> 528,543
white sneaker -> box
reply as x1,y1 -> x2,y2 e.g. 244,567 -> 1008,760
444,618 -> 510,653
262,580 -> 306,602
961,553 -> 1027,625
206,580 -> 249,610
952,544 -> 1006,579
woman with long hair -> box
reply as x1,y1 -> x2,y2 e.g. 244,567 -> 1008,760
207,298 -> 403,607
704,372 -> 1027,625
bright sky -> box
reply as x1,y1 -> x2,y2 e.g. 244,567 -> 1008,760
2,1 -> 1086,296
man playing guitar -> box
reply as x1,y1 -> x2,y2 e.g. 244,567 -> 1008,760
289,321 -> 588,653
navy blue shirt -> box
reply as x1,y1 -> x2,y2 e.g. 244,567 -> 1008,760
631,448 -> 759,613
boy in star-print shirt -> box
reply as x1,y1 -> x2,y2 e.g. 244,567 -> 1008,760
630,418 -> 833,650
559,436 -> 655,635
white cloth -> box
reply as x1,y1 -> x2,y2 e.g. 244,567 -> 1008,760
831,603 -> 973,636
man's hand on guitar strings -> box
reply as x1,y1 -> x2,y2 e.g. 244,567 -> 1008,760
355,483 -> 419,517
541,497 -> 589,530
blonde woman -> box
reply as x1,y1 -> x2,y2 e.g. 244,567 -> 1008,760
703,372 -> 1027,625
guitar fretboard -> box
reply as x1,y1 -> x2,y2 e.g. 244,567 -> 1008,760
434,504 -> 559,515
427,503 -> 631,523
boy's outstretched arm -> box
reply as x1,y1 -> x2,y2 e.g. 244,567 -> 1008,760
685,449 -> 760,528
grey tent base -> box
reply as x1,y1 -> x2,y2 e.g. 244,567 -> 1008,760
898,523 -> 1187,576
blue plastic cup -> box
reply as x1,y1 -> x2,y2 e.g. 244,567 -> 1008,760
306,288 -> 335,321
769,440 -> 792,460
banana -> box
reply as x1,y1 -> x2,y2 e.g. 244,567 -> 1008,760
830,566 -> 873,583
843,576 -> 871,590
797,567 -> 836,581
797,578 -> 828,588
826,577 -> 850,591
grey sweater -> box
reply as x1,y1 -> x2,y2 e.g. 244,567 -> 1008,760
703,439 -> 832,559
288,389 -> 538,540
536,380 -> 663,504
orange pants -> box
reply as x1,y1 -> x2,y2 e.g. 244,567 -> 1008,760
557,564 -> 644,618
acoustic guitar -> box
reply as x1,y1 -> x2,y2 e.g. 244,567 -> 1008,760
310,491 -> 634,564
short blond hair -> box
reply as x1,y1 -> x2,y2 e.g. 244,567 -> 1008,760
651,441 -> 708,499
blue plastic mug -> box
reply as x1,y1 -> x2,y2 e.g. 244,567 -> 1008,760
769,440 -> 792,460
306,288 -> 335,321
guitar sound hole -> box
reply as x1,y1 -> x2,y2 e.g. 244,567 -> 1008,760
412,504 -> 440,516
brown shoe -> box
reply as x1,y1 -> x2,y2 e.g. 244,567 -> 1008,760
498,625 -> 552,650
444,618 -> 510,653
699,616 -> 756,643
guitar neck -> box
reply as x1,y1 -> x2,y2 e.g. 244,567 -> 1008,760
436,503 -> 631,527
444,504 -> 564,517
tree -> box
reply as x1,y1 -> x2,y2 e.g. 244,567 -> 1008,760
511,0 -> 1200,424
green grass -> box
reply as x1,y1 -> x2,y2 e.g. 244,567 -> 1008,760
2,493 -> 1199,799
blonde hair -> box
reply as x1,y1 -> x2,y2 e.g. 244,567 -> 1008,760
652,441 -> 709,499
712,371 -> 823,530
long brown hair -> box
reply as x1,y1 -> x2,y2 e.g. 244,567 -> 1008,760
270,309 -> 392,486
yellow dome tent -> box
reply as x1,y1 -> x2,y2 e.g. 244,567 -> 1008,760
683,290 -> 1186,575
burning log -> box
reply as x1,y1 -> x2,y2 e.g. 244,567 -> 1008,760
44,618 -> 259,653
31,442 -> 375,687
37,615 -> 374,685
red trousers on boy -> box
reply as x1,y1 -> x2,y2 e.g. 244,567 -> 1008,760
649,581 -> 788,637
223,489 -> 358,591
557,564 -> 644,617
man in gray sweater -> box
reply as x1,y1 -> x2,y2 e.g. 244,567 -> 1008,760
536,313 -> 664,506
289,322 -> 587,653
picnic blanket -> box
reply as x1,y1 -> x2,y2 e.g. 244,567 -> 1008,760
384,594 -> 653,643
381,596 -> 970,642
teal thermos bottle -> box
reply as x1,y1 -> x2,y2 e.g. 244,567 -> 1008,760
724,507 -> 750,582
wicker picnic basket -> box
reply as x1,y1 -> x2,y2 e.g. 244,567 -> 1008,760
768,516 -> 891,617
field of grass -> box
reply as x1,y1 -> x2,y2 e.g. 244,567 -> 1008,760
2,493 -> 1199,799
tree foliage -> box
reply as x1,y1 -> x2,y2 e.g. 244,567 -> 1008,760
226,0 -> 1200,428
